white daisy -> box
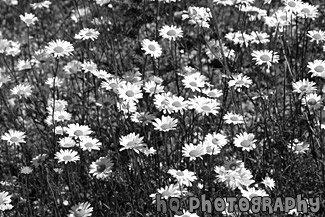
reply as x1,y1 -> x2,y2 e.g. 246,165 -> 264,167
66,123 -> 92,138
182,143 -> 206,161
75,28 -> 100,41
228,74 -> 253,90
302,93 -> 322,109
240,187 -> 268,200
79,137 -> 102,152
45,39 -> 74,58
233,132 -> 256,151
292,79 -> 317,95
59,137 -> 76,148
251,50 -> 279,68
159,25 -> 183,41
262,176 -> 275,190
55,149 -> 80,164
152,115 -> 178,132
223,112 -> 244,125
307,59 -> 325,78
1,129 -> 26,146
89,157 -> 113,180
141,39 -> 162,59
20,13 -> 38,27
119,133 -> 146,153
307,30 -> 325,43
143,80 -> 165,96
11,83 -> 33,98
168,169 -> 197,186
182,72 -> 207,92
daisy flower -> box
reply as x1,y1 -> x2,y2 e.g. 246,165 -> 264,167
292,79 -> 317,95
119,133 -> 146,153
250,31 -> 270,44
215,167 -> 255,190
55,149 -> 80,164
59,137 -> 76,148
79,137 -> 102,152
175,210 -> 199,217
165,95 -> 188,114
307,59 -> 325,78
81,60 -> 97,73
202,140 -> 221,155
5,40 -> 21,56
118,82 -> 143,102
222,159 -> 244,171
233,132 -> 257,151
154,92 -> 173,113
11,83 -> 33,98
30,1 -> 51,9
228,74 -> 253,90
20,13 -> 38,27
68,202 -> 93,217
101,77 -> 126,93
89,156 -> 114,180
131,112 -> 155,125
66,123 -> 92,138
202,88 -> 223,98
95,0 -> 111,6
20,166 -> 33,174
262,176 -> 275,190
240,187 -> 268,200
159,25 -> 183,41
45,39 -> 74,58
1,130 -> 26,146
152,115 -> 178,132
64,60 -> 82,74
223,112 -> 244,125
187,96 -> 219,116
47,99 -> 68,112
283,0 -> 303,13
298,3 -> 319,19
116,100 -> 137,114
150,184 -> 182,202
182,6 -> 212,28
0,191 -> 13,211
16,59 -> 32,71
45,77 -> 64,88
168,169 -> 197,187
75,28 -> 100,41
141,39 -> 162,59
225,31 -> 253,46
302,93 -> 322,109
213,0 -> 234,6
251,50 -> 279,68
30,154 -> 47,167
182,72 -> 207,92
140,147 -> 157,156
182,143 -> 206,161
91,69 -> 112,80
307,30 -> 325,43
143,80 -> 164,96
204,132 -> 228,149
290,140 -> 310,154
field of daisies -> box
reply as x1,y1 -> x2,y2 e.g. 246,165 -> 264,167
1,0 -> 325,216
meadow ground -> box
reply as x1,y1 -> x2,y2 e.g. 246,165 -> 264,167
0,0 -> 325,216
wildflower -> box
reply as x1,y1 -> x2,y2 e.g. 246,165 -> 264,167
140,147 -> 157,156
30,154 -> 47,167
222,159 -> 244,171
45,77 -> 64,88
59,137 -> 76,148
204,132 -> 228,149
143,80 -> 164,96
302,93 -> 322,109
202,88 -> 223,98
298,3 -> 319,19
30,1 -> 51,9
262,177 -> 275,190
81,61 -> 97,73
307,59 -> 325,78
223,112 -> 244,125
250,31 -> 270,44
292,79 -> 317,95
233,132 -> 257,151
16,59 -> 32,71
1,130 -> 26,146
188,96 -> 219,116
75,28 -> 100,41
213,0 -> 234,6
66,123 -> 92,138
202,141 -> 221,155
152,115 -> 178,132
159,25 -> 183,41
150,184 -> 182,202
165,95 -> 188,114
119,133 -> 146,154
55,149 -> 80,164
79,137 -> 102,152
116,100 -> 137,114
47,99 -> 68,112
240,187 -> 268,200
91,69 -> 112,80
307,30 -> 325,43
215,167 -> 255,190
64,60 -> 82,74
101,77 -> 126,93
182,6 -> 212,28
45,39 -> 74,58
228,74 -> 253,90
154,92 -> 173,113
20,166 -> 33,174
0,191 -> 13,211
182,72 -> 207,92
131,112 -> 155,125
182,143 -> 206,161
117,82 -> 143,102
20,13 -> 38,27
283,0 -> 303,13
5,41 -> 20,56
141,39 -> 162,59
168,169 -> 197,187
289,140 -> 310,154
89,157 -> 113,180
225,31 -> 253,46
68,202 -> 93,217
11,83 -> 33,98
251,50 -> 279,68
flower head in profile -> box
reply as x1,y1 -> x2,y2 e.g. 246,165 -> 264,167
152,115 -> 178,132
55,149 -> 80,164
0,191 -> 13,211
168,169 -> 197,187
89,156 -> 114,180
159,25 -> 183,41
68,202 -> 93,217
289,139 -> 310,154
292,79 -> 317,95
20,13 -> 38,27
45,39 -> 74,58
182,143 -> 206,161
119,133 -> 146,153
11,83 -> 33,98
141,39 -> 162,59
75,28 -> 100,41
1,129 -> 26,146
224,112 -> 244,125
228,74 -> 252,90
307,30 -> 325,43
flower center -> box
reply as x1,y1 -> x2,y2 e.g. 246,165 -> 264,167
288,1 -> 296,7
280,15 -> 287,21
58,115 -> 65,120
149,87 -> 156,93
148,44 -> 156,51
189,150 -> 199,157
208,91 -> 216,97
63,155 -> 72,161
295,145 -> 303,151
85,31 -> 93,37
167,29 -> 177,36
172,101 -> 182,107
201,105 -> 211,111
53,46 -> 64,53
260,54 -> 271,61
311,34 -> 322,41
240,140 -> 251,147
235,80 -> 245,85
84,142 -> 93,148
299,85 -> 308,92
10,136 -> 19,143
229,163 -> 238,171
307,98 -> 317,105
189,81 -> 197,87
230,116 -> 239,121
249,193 -> 259,200
211,138 -> 219,145
74,130 -> 83,136
97,164 -> 106,172
126,90 -> 135,97
160,124 -> 171,130
176,171 -> 184,176
25,18 -> 33,24
301,8 -> 310,14
315,65 -> 324,73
